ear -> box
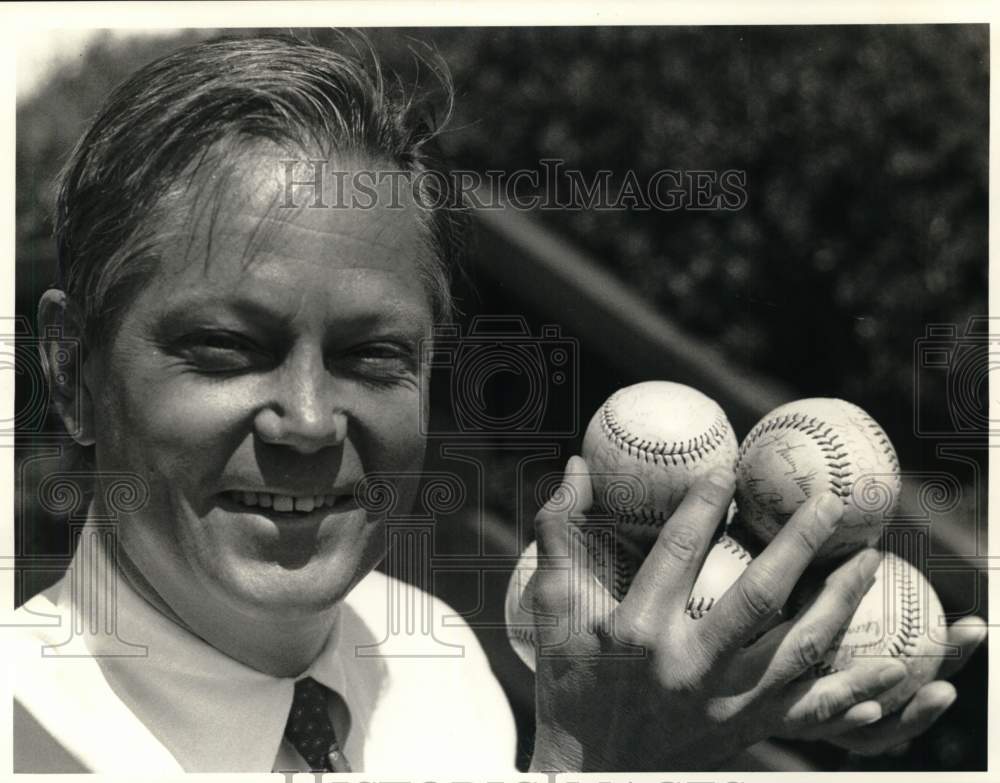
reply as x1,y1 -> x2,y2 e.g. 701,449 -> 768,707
37,290 -> 95,446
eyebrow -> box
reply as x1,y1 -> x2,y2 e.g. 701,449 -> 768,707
156,293 -> 431,337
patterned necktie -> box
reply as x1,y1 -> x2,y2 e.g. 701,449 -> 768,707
283,677 -> 352,772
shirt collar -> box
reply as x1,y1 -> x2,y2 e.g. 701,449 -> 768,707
60,522 -> 359,773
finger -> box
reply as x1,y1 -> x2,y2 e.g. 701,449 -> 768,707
534,455 -> 593,563
532,456 -> 600,620
621,469 -> 734,622
828,680 -> 957,756
776,659 -> 907,736
533,456 -> 617,643
749,548 -> 882,685
781,701 -> 883,741
535,525 -> 619,659
701,492 -> 846,655
939,616 -> 987,679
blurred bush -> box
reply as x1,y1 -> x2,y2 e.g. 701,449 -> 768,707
393,26 -> 988,472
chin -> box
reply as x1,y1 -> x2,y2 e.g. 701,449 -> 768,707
209,544 -> 384,617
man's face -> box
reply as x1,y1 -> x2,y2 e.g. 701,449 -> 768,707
82,152 -> 434,619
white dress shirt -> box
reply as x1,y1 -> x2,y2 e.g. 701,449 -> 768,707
10,524 -> 518,773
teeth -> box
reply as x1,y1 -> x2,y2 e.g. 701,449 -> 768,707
272,495 -> 294,512
231,491 -> 344,513
294,496 -> 315,512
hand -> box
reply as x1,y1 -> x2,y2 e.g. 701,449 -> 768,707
815,616 -> 986,756
527,456 -> 902,772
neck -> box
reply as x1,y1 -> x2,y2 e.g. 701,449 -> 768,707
180,600 -> 340,678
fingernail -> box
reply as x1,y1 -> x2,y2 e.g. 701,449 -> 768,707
879,662 -> 907,688
708,468 -> 733,489
857,702 -> 883,725
816,493 -> 843,526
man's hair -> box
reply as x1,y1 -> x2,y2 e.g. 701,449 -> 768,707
55,32 -> 463,347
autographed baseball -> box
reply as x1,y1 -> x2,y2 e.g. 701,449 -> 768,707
583,382 -> 738,545
795,552 -> 944,714
735,398 -> 901,561
505,534 -> 752,671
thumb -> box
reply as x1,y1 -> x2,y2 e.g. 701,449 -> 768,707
534,455 -> 594,562
533,456 -> 614,631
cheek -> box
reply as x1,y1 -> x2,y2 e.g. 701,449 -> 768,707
349,386 -> 428,521
353,385 -> 428,471
96,367 -> 249,484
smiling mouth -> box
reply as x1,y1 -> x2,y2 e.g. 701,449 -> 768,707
225,491 -> 354,514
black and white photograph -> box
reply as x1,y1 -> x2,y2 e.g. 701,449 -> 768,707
5,5 -> 993,777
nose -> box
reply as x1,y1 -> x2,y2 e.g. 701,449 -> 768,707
253,351 -> 348,454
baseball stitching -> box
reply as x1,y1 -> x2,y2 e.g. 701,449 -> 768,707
684,536 -> 750,619
815,555 -> 920,676
615,506 -> 671,528
887,559 -> 920,657
603,403 -> 733,529
718,534 -> 753,563
508,618 -> 541,647
588,539 -> 636,601
686,595 -> 715,619
738,413 -> 853,501
857,409 -> 901,471
601,404 -> 733,467
856,408 -> 903,498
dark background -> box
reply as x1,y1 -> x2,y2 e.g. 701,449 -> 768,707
14,26 -> 989,772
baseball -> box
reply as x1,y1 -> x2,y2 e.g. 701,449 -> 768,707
582,381 -> 739,545
795,552 -> 944,715
685,534 -> 753,619
735,398 -> 901,561
504,541 -> 542,671
505,534 -> 752,671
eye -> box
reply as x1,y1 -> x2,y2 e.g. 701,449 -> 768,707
178,331 -> 270,373
336,342 -> 417,385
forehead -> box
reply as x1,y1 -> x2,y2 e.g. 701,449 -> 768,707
140,146 -> 435,320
